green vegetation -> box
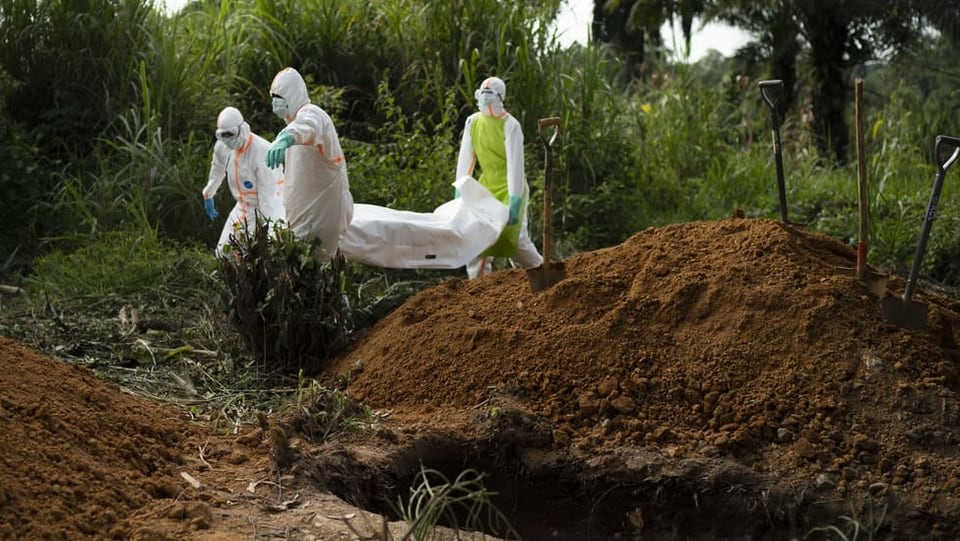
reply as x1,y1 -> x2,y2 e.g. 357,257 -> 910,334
331,465 -> 519,541
217,217 -> 351,373
394,466 -> 519,541
804,497 -> 888,541
2,0 -> 959,287
598,0 -> 960,165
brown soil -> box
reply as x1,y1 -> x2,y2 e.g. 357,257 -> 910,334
3,217 -> 960,540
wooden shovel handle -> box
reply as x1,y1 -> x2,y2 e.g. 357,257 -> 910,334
538,117 -> 562,148
855,78 -> 868,281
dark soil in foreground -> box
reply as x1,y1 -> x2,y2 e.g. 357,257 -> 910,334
3,217 -> 960,540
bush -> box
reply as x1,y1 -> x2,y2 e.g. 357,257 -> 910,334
217,217 -> 350,374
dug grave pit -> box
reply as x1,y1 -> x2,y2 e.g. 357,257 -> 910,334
320,216 -> 960,540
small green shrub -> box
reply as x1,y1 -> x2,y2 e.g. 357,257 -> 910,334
285,371 -> 374,442
803,496 -> 887,541
346,80 -> 460,212
217,217 -> 350,374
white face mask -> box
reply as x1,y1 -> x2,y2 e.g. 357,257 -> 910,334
272,97 -> 289,120
477,90 -> 498,107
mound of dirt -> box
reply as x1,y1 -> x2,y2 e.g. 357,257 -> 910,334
0,337 -> 202,539
5,216 -> 960,540
326,217 -> 960,533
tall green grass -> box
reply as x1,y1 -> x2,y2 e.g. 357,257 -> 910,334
4,0 -> 960,285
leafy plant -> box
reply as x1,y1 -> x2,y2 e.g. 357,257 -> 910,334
345,80 -> 460,213
283,370 -> 374,442
217,216 -> 350,374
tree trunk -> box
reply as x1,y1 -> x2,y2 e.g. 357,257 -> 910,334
592,0 -> 647,81
804,10 -> 850,165
769,15 -> 802,124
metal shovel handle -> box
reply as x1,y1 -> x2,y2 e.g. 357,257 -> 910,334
537,117 -> 562,267
758,80 -> 788,222
902,134 -> 960,303
758,80 -> 784,116
936,135 -> 960,173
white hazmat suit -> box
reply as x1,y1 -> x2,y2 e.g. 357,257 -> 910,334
202,106 -> 285,257
456,76 -> 542,278
266,67 -> 354,259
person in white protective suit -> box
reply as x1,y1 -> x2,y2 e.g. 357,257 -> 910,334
202,106 -> 285,257
265,67 -> 354,259
455,76 -> 542,278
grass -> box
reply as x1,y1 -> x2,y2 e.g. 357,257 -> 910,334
393,466 -> 520,541
25,228 -> 217,303
331,465 -> 521,541
803,497 -> 888,541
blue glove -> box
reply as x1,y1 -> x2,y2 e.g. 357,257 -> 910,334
454,188 -> 461,198
265,132 -> 295,169
203,198 -> 218,221
507,195 -> 522,225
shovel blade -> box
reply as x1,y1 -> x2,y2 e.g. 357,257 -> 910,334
881,296 -> 928,329
834,266 -> 889,298
527,261 -> 566,292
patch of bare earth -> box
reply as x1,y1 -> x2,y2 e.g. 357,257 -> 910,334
3,217 -> 960,540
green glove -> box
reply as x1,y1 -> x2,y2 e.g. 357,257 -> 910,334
265,132 -> 295,169
507,195 -> 522,225
454,188 -> 461,198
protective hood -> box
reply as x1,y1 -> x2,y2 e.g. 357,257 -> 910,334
216,106 -> 243,133
215,106 -> 250,149
233,122 -> 252,149
475,76 -> 506,117
270,67 -> 310,123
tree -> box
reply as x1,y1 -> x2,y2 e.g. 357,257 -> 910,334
592,0 -> 706,81
715,0 -> 959,165
594,0 -> 955,165
592,0 -> 655,80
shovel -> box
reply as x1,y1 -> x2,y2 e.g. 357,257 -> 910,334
527,117 -> 566,292
854,78 -> 870,281
759,80 -> 790,224
881,134 -> 960,329
834,78 -> 888,294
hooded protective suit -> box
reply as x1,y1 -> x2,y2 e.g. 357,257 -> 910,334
268,67 -> 354,258
203,106 -> 285,257
455,76 -> 542,278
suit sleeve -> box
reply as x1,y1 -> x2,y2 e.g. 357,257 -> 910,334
455,115 -> 478,181
202,142 -> 228,200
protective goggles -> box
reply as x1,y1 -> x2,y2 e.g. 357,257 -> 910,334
475,88 -> 502,100
216,125 -> 241,140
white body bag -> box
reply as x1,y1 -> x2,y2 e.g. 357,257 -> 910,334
338,176 -> 508,269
